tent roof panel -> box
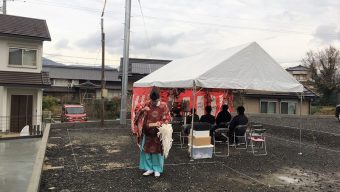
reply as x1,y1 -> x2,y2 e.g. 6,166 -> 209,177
134,42 -> 303,93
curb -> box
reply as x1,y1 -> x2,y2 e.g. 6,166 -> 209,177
26,123 -> 51,192
0,135 -> 42,141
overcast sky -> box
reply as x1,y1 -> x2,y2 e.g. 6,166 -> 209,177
7,0 -> 340,68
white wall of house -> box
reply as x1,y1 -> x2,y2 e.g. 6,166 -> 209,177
53,79 -> 70,87
0,37 -> 43,73
0,86 -> 8,132
95,89 -> 121,100
1,87 -> 42,132
108,90 -> 120,98
244,97 -> 310,115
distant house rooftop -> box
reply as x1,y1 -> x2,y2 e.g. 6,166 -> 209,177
0,14 -> 51,41
286,65 -> 309,71
119,58 -> 172,80
42,58 -> 120,82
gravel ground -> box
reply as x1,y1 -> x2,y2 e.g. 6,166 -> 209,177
40,119 -> 340,192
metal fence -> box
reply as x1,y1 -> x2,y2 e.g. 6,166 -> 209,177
0,115 -> 50,136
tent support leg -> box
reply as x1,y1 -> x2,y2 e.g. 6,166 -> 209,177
298,93 -> 303,155
190,82 -> 196,161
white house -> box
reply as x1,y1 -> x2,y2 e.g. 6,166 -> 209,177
0,14 -> 51,133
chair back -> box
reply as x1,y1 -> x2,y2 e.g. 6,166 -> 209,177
193,122 -> 212,131
235,124 -> 248,136
171,117 -> 183,132
217,122 -> 229,128
172,116 -> 183,123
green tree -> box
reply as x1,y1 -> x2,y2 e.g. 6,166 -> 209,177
302,46 -> 340,105
42,96 -> 61,115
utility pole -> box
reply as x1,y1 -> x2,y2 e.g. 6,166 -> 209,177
100,0 -> 107,127
2,0 -> 6,15
120,0 -> 131,125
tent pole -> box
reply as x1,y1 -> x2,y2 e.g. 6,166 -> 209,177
298,92 -> 303,155
190,82 -> 196,161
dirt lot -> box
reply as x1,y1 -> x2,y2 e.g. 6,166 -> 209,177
40,119 -> 340,192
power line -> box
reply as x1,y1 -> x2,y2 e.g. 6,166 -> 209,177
13,0 -> 112,16
11,0 -> 339,38
136,15 -> 339,38
44,53 -> 119,61
137,0 -> 152,57
45,59 -> 119,66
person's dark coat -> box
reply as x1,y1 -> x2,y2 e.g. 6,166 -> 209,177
200,114 -> 216,125
186,114 -> 199,124
216,111 -> 231,126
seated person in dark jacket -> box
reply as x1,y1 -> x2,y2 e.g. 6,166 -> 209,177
186,108 -> 199,124
200,106 -> 215,125
228,106 -> 248,144
216,104 -> 232,127
212,104 -> 232,139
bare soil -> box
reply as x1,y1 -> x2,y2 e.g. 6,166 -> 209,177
40,119 -> 340,192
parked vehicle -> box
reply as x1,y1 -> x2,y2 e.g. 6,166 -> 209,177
336,105 -> 340,122
61,104 -> 87,123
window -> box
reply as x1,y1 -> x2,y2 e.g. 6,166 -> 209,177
260,100 -> 277,114
281,101 -> 297,114
9,48 -> 37,66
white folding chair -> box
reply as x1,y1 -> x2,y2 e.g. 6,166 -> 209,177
247,125 -> 267,156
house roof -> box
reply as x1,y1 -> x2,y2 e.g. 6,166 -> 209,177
286,65 -> 309,71
0,14 -> 51,41
245,86 -> 317,99
119,58 -> 171,75
0,71 -> 51,87
74,80 -> 100,88
43,61 -> 120,82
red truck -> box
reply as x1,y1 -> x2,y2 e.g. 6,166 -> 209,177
61,104 -> 87,123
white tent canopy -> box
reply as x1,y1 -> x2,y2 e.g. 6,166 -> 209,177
134,42 -> 303,93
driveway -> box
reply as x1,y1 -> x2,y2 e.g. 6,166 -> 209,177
0,138 -> 41,192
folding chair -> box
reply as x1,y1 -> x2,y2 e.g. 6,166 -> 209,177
247,124 -> 267,156
213,126 -> 229,157
171,117 -> 183,146
234,124 -> 248,149
180,124 -> 190,148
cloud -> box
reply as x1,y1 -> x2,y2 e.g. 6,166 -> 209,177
314,24 -> 340,44
130,32 -> 183,50
54,38 -> 70,49
75,25 -> 123,54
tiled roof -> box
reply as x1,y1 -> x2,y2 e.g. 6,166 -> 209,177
43,63 -> 120,82
286,65 -> 309,71
119,58 -> 172,75
0,71 -> 51,87
131,63 -> 165,74
0,14 -> 51,41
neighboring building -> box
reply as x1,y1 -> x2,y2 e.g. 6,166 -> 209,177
242,87 -> 316,115
42,59 -> 121,104
286,65 -> 311,83
0,14 -> 51,133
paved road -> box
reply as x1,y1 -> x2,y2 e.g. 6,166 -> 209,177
0,138 -> 41,192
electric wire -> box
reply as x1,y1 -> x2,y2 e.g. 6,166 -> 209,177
137,0 -> 153,57
11,0 -> 339,38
